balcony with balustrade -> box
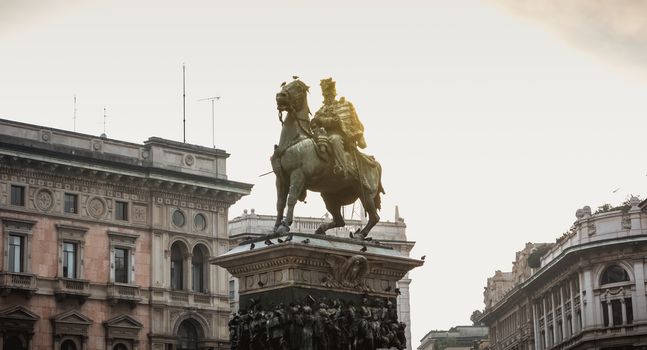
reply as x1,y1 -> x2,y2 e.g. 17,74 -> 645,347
107,283 -> 142,307
54,277 -> 91,303
0,272 -> 38,298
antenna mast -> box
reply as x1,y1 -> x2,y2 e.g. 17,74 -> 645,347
198,96 -> 221,148
73,95 -> 77,132
183,64 -> 186,143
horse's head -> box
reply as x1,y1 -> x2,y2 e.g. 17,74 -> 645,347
276,79 -> 309,114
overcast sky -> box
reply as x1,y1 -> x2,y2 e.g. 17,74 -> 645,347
2,0 -> 647,347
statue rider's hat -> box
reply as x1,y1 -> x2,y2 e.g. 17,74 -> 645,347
320,77 -> 336,92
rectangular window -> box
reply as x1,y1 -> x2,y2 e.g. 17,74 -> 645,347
10,185 -> 25,206
602,301 -> 609,326
64,193 -> 78,213
229,280 -> 235,300
192,263 -> 203,292
115,201 -> 128,221
8,234 -> 25,273
63,242 -> 77,278
576,311 -> 582,332
171,259 -> 182,290
611,299 -> 623,326
114,248 -> 129,283
626,298 -> 633,324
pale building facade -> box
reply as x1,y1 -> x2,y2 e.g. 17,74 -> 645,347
0,119 -> 251,350
227,208 -> 416,350
418,326 -> 488,350
481,198 -> 647,350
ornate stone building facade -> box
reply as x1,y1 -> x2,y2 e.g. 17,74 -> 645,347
418,325 -> 488,350
0,119 -> 251,350
226,208 -> 416,350
480,198 -> 647,350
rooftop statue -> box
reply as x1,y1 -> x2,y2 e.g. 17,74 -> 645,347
271,77 -> 384,240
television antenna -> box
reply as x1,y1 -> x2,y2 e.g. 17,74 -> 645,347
73,95 -> 77,131
197,96 -> 221,148
102,107 -> 107,136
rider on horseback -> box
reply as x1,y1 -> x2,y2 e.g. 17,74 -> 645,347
311,78 -> 367,177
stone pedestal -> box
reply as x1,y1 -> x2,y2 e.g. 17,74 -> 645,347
211,233 -> 423,350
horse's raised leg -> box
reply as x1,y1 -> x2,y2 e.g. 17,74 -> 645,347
273,176 -> 288,233
316,194 -> 345,235
358,189 -> 380,239
276,170 -> 305,234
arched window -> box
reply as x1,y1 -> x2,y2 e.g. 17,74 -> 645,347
4,335 -> 26,350
61,339 -> 77,350
600,265 -> 630,285
192,245 -> 209,293
170,242 -> 186,290
177,320 -> 199,350
113,344 -> 128,350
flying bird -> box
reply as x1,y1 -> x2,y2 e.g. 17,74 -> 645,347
612,188 -> 620,193
421,255 -> 426,260
250,243 -> 255,250
360,245 -> 367,252
302,238 -> 310,244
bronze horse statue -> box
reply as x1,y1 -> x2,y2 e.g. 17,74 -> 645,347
271,79 -> 384,239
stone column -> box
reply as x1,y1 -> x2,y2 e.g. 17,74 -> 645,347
185,253 -> 193,291
396,276 -> 412,350
581,269 -> 594,329
559,285 -> 566,341
543,296 -> 549,348
569,279 -> 575,336
550,290 -> 556,345
606,301 -> 613,327
633,259 -> 647,320
532,303 -> 541,350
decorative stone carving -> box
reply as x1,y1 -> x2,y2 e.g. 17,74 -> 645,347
41,130 -> 51,142
34,188 -> 54,212
587,222 -> 596,236
133,204 -> 147,223
184,154 -> 195,166
87,197 -> 107,219
622,215 -> 632,229
575,206 -> 592,220
323,254 -> 371,291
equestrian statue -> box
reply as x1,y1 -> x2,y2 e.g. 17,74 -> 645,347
271,77 -> 384,240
